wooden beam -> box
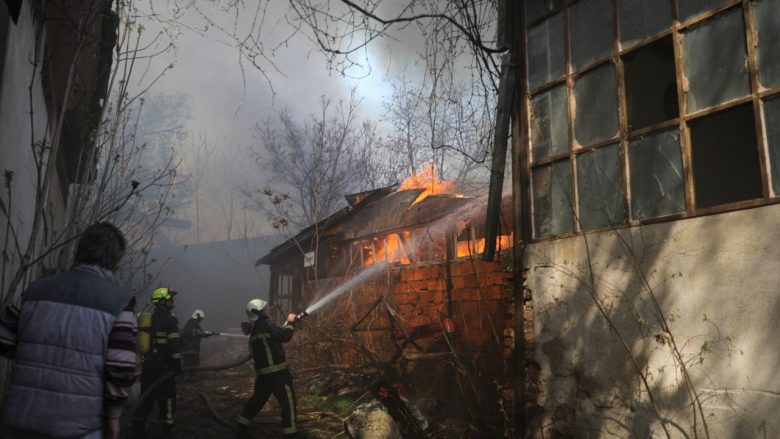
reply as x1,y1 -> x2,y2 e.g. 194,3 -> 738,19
483,52 -> 516,260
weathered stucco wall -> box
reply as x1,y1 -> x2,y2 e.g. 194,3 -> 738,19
526,204 -> 780,438
0,5 -> 55,298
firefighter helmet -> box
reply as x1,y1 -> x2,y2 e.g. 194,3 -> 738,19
151,287 -> 176,303
245,298 -> 268,321
192,309 -> 205,319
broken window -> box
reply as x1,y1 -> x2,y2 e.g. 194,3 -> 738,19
372,237 -> 386,263
362,240 -> 375,266
385,233 -> 402,263
576,144 -> 627,229
527,13 -> 566,90
628,129 -> 685,219
573,63 -> 619,147
623,37 -> 679,131
752,0 -> 780,88
682,7 -> 750,113
410,229 -> 431,262
533,160 -> 574,237
276,274 -> 295,314
427,229 -> 447,261
455,222 -> 476,258
677,0 -> 732,22
763,97 -> 780,195
618,0 -> 672,49
350,242 -> 362,268
689,104 -> 762,208
569,0 -> 614,71
531,85 -> 570,160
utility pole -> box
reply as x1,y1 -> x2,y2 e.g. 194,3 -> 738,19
484,1 -> 527,437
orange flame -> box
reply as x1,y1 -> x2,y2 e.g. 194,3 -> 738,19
456,234 -> 514,258
398,162 -> 460,205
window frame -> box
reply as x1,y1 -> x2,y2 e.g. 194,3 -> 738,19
523,0 -> 780,241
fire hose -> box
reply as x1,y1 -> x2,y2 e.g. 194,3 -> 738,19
129,354 -> 252,419
130,314 -> 309,422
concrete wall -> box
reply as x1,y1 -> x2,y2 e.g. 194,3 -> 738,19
526,203 -> 780,438
0,4 -> 55,299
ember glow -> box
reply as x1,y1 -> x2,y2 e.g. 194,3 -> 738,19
456,234 -> 513,258
398,162 -> 461,205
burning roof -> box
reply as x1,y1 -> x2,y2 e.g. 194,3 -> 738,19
256,163 -> 477,266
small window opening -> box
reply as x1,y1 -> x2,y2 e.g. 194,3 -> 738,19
623,36 -> 679,131
689,104 -> 762,208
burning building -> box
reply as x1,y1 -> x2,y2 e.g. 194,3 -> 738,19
256,164 -> 517,425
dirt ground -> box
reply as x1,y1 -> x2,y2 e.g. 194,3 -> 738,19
174,366 -> 345,439
137,337 -> 345,439
133,336 -> 496,439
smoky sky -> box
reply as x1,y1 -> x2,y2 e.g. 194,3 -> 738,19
130,1 -> 419,149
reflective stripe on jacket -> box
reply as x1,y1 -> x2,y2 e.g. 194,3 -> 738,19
249,315 -> 294,375
143,307 -> 181,375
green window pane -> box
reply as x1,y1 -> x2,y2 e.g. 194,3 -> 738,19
619,0 -> 672,49
678,0 -> 731,22
573,63 -> 619,147
628,129 -> 685,219
577,144 -> 627,229
525,0 -> 564,25
763,97 -> 780,195
682,8 -> 750,112
752,0 -> 780,88
569,0 -> 615,71
533,161 -> 574,237
528,13 -> 566,90
531,85 -> 570,161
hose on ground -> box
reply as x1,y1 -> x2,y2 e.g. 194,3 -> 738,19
198,393 -> 236,429
129,354 -> 252,418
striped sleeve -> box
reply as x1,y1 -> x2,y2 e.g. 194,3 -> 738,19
0,295 -> 23,357
104,300 -> 138,418
166,316 -> 181,361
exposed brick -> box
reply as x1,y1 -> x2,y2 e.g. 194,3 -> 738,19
451,274 -> 479,289
420,290 -> 445,304
481,272 -> 508,287
394,282 -> 412,294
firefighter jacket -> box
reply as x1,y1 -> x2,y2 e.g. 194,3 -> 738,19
181,318 -> 204,355
143,307 -> 181,375
249,314 -> 295,375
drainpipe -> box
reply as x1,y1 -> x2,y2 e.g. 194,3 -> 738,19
442,230 -> 456,335
445,230 -> 454,318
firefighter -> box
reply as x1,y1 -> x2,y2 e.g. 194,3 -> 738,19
234,299 -> 300,439
181,308 -> 216,379
133,287 -> 182,439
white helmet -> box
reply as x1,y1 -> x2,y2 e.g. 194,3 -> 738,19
192,309 -> 205,319
246,298 -> 267,321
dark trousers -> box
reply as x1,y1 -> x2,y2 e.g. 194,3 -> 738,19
238,369 -> 297,436
182,352 -> 200,369
134,370 -> 177,432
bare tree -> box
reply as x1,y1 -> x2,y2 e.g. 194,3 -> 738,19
0,0 -> 188,303
245,90 -> 395,230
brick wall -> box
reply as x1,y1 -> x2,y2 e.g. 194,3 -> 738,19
297,257 -> 537,434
